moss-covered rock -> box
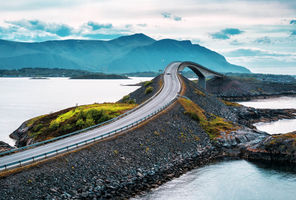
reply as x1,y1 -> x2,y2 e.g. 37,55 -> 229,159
10,103 -> 136,147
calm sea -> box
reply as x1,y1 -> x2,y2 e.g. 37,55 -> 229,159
239,97 -> 296,134
134,160 -> 296,200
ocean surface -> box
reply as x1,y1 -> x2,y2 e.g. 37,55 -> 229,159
134,160 -> 296,200
0,77 -> 152,145
135,97 -> 296,200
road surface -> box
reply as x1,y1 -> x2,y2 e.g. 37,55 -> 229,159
0,62 -> 182,169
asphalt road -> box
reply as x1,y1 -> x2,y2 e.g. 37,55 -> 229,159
0,62 -> 182,168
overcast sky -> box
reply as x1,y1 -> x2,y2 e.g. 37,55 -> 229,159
0,0 -> 295,74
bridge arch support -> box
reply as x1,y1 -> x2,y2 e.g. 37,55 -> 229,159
178,61 -> 223,90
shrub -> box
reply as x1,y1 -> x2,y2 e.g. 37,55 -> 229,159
62,124 -> 72,132
85,118 -> 95,127
121,94 -> 136,104
122,94 -> 130,103
33,124 -> 43,132
75,118 -> 85,128
85,109 -> 103,121
127,99 -> 136,104
145,86 -> 153,94
49,121 -> 59,130
144,80 -> 152,87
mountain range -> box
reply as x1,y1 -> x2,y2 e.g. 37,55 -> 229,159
0,33 -> 250,73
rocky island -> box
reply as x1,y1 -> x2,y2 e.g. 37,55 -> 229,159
1,75 -> 296,199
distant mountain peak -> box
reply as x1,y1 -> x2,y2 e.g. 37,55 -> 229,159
111,33 -> 155,44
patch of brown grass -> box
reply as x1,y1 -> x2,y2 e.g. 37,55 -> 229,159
221,100 -> 242,107
178,98 -> 238,140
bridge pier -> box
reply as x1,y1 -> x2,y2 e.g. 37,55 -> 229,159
198,76 -> 206,89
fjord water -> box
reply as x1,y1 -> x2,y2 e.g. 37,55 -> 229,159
0,77 -> 152,145
239,96 -> 296,134
135,160 -> 296,200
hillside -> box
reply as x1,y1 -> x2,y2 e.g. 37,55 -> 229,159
0,34 -> 250,73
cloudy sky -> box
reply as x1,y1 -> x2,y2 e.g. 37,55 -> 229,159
0,0 -> 296,74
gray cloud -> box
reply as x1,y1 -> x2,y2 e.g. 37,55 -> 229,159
82,33 -> 125,40
87,21 -> 112,31
211,28 -> 243,40
224,48 -> 292,57
6,20 -> 73,37
254,36 -> 271,44
161,12 -> 171,19
161,12 -> 182,21
137,24 -> 147,27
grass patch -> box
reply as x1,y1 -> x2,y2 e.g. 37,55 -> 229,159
26,115 -> 47,127
121,94 -> 136,104
178,98 -> 238,140
221,100 -> 242,107
194,89 -> 206,97
145,86 -> 153,94
144,80 -> 153,87
27,103 -> 137,142
268,132 -> 296,146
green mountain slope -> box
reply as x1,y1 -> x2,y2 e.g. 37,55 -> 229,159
0,33 -> 250,73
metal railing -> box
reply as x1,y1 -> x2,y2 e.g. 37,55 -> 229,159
0,97 -> 177,170
0,75 -> 165,158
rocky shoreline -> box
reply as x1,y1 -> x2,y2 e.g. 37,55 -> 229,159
0,141 -> 13,153
0,76 -> 296,199
207,76 -> 296,101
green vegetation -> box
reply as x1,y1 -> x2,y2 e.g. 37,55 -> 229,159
26,103 -> 136,141
221,100 -> 242,107
145,86 -> 154,94
268,132 -> 296,145
144,80 -> 153,87
179,98 -> 238,140
121,94 -> 136,104
26,115 -> 48,127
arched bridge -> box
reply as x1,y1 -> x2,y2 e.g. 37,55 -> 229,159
177,61 -> 224,89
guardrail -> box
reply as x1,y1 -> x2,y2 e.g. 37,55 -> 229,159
0,97 -> 177,171
0,75 -> 165,158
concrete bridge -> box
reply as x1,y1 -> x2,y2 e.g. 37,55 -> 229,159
178,61 -> 224,89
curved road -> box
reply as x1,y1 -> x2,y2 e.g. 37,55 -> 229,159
0,62 -> 182,169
